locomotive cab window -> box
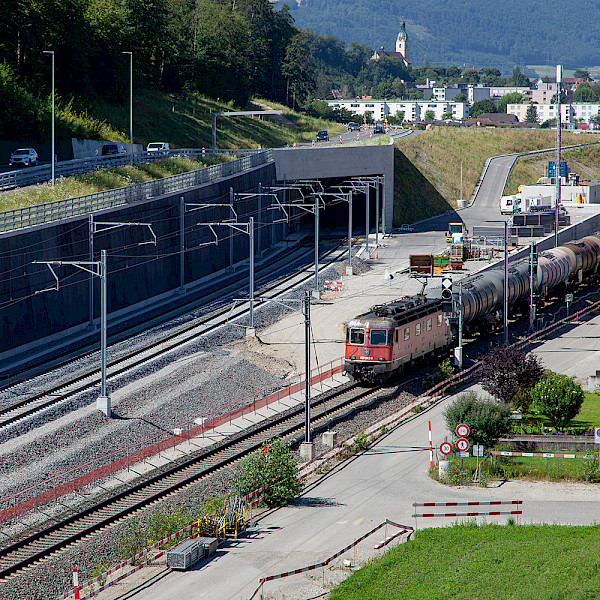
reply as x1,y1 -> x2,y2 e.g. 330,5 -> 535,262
395,330 -> 399,343
437,314 -> 443,327
426,318 -> 432,331
404,327 -> 410,341
349,328 -> 365,345
369,329 -> 388,346
415,323 -> 421,336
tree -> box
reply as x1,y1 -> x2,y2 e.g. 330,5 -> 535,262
574,69 -> 592,81
442,111 -> 453,120
454,92 -> 468,102
424,109 -> 435,121
525,102 -> 539,123
531,373 -> 584,432
573,82 -> 599,103
314,71 -> 332,99
479,345 -> 544,407
497,92 -> 523,113
235,438 -> 302,507
281,32 -> 315,108
470,99 -> 497,118
443,391 -> 512,448
508,66 -> 529,87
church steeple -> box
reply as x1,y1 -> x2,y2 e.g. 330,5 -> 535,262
396,21 -> 409,59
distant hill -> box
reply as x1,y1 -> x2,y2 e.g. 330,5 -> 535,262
279,0 -> 600,75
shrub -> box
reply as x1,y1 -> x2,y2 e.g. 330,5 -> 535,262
531,373 -> 585,432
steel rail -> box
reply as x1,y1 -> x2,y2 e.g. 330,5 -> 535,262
0,241 -> 351,430
0,381 -> 386,579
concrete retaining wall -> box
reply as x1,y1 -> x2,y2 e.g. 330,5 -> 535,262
273,144 -> 394,233
0,163 -> 278,356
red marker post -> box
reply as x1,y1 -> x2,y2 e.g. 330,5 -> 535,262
428,421 -> 433,468
73,568 -> 80,600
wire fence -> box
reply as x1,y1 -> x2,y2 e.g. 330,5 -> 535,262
0,149 -> 272,233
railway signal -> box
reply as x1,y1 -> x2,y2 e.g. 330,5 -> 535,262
441,275 -> 453,314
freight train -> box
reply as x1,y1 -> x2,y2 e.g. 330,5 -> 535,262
344,232 -> 600,383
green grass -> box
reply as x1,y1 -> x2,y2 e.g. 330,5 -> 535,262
0,155 -> 232,211
329,523 -> 600,600
91,90 -> 346,149
505,143 -> 600,194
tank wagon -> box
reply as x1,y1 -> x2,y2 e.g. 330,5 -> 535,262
344,232 -> 600,383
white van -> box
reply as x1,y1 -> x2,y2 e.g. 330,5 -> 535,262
500,194 -> 521,214
146,142 -> 170,152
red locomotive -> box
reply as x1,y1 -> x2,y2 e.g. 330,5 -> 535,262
344,296 -> 452,383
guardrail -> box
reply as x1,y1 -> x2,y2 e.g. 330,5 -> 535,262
0,147 -> 261,192
0,149 -> 273,233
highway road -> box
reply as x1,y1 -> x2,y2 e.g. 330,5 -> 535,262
294,125 -> 413,148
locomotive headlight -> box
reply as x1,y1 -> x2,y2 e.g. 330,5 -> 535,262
378,357 -> 385,361
350,355 -> 356,360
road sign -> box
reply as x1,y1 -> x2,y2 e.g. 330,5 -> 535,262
594,427 -> 600,444
456,438 -> 470,452
472,444 -> 484,457
456,423 -> 470,438
439,441 -> 453,455
565,293 -> 574,303
456,451 -> 469,457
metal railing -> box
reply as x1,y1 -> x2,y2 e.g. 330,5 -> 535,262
0,149 -> 273,232
0,147 -> 262,191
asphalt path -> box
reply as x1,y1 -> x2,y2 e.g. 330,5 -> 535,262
120,390 -> 600,600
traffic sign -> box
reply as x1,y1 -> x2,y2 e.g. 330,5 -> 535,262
456,451 -> 470,457
594,427 -> 600,444
456,438 -> 470,452
439,441 -> 453,455
456,423 -> 470,438
472,444 -> 484,457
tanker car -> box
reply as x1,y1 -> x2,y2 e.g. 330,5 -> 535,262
344,232 -> 600,383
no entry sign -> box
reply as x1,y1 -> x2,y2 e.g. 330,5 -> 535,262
440,441 -> 453,455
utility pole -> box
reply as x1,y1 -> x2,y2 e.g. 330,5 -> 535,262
529,242 -> 538,332
555,64 -> 562,248
348,190 -> 353,275
454,281 -> 463,368
43,50 -> 55,186
504,220 -> 509,344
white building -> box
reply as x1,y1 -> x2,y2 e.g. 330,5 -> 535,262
521,182 -> 600,204
507,103 -> 600,124
327,99 -> 469,122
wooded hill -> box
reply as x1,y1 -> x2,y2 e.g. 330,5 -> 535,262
283,0 -> 600,76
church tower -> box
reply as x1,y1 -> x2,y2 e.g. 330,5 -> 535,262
396,21 -> 409,60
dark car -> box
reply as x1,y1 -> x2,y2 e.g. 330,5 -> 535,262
316,130 -> 329,142
347,122 -> 360,131
373,124 -> 386,134
101,143 -> 127,156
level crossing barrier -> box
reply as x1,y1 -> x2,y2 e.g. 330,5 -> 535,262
0,149 -> 272,232
412,500 -> 523,526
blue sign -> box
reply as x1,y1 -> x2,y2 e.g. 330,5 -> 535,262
548,161 -> 568,177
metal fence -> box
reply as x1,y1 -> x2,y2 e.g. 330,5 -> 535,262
0,149 -> 273,233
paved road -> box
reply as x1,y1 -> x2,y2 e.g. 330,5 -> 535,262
295,126 -> 412,148
115,389 -> 600,600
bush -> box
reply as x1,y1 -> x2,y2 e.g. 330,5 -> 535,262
443,391 -> 512,448
235,438 -> 302,508
531,372 -> 585,432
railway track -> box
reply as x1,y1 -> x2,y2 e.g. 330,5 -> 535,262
0,241 -> 351,431
0,381 -> 390,579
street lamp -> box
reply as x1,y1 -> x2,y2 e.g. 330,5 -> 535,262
122,52 -> 133,165
43,50 -> 55,186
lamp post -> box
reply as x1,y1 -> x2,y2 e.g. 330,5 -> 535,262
555,64 -> 562,248
123,52 -> 133,165
43,51 -> 55,186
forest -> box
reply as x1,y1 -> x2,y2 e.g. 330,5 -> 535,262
284,0 -> 600,76
0,0 -> 538,142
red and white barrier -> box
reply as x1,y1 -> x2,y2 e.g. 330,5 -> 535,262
324,280 -> 343,291
73,568 -> 79,600
412,500 -> 522,519
428,421 -> 433,468
493,451 -> 588,459
248,519 -> 412,599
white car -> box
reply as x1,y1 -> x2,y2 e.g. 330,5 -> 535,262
146,142 -> 170,153
9,148 -> 38,167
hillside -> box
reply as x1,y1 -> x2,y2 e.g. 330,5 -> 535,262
393,128 -> 595,225
282,0 -> 600,75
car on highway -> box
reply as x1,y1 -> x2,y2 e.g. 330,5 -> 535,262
316,130 -> 329,142
101,143 -> 127,156
9,148 -> 38,167
373,124 -> 386,134
347,122 -> 360,131
146,142 -> 170,153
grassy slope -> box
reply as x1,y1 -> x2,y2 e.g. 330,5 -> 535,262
329,523 -> 600,600
506,143 -> 600,194
393,128 -> 597,226
92,90 -> 345,149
